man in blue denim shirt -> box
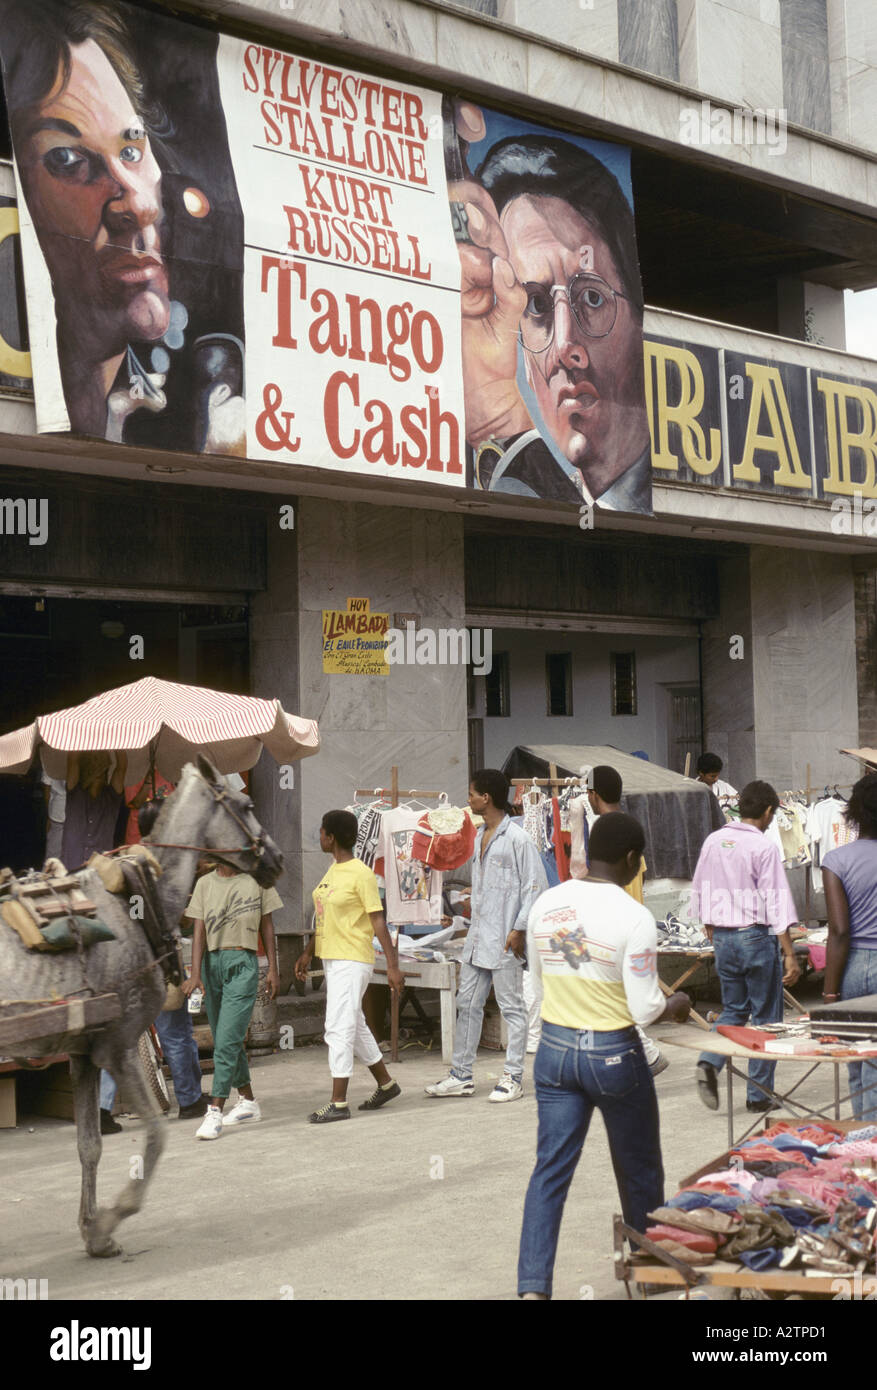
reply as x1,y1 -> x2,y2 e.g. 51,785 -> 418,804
426,769 -> 548,1102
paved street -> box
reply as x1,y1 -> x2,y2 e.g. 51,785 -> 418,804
0,1011 -> 849,1302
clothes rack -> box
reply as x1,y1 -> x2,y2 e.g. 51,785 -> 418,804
353,765 -> 445,1062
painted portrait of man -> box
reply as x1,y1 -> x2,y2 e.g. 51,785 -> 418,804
0,0 -> 245,454
445,101 -> 651,513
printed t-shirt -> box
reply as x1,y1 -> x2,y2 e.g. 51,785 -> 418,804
809,799 -> 858,893
187,870 -> 282,952
526,879 -> 664,1031
821,838 -> 877,949
312,858 -> 383,965
377,806 -> 443,928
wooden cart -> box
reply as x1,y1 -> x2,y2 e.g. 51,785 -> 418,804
0,993 -> 121,1053
614,1119 -> 868,1300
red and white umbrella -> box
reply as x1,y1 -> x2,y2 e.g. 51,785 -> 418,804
0,676 -> 320,782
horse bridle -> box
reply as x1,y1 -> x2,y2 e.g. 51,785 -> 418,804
147,778 -> 269,865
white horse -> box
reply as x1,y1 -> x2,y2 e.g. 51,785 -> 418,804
0,755 -> 282,1256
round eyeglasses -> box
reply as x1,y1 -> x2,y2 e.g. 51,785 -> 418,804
517,272 -> 629,355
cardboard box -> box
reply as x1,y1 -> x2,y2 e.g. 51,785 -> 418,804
0,1075 -> 16,1128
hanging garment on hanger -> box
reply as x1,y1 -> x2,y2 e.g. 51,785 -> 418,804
568,794 -> 590,879
521,788 -> 550,853
809,797 -> 857,894
377,805 -> 444,927
346,800 -> 389,870
551,795 -> 571,882
765,803 -> 811,868
410,805 -> 477,870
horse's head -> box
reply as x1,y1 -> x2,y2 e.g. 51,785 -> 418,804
183,755 -> 284,886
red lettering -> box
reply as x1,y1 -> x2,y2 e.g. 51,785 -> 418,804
242,45 -> 261,94
324,371 -> 360,459
426,386 -> 461,474
400,404 -> 428,467
260,255 -> 306,349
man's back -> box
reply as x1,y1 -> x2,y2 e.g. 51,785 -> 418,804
527,879 -> 664,1032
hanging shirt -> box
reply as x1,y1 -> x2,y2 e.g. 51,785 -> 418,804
527,880 -> 664,1031
61,784 -> 122,868
465,815 -> 548,969
377,806 -> 444,928
312,858 -> 383,964
568,795 -> 590,879
809,799 -> 857,893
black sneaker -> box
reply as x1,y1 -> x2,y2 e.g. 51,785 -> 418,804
696,1062 -> 719,1111
746,1098 -> 781,1113
358,1082 -> 401,1111
307,1102 -> 350,1124
100,1108 -> 122,1135
177,1096 -> 209,1120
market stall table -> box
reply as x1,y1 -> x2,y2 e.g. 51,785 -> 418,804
657,1022 -> 877,1148
372,952 -> 457,1063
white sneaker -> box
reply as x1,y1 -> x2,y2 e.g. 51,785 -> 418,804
424,1074 -> 475,1097
488,1076 -> 523,1103
222,1097 -> 261,1127
195,1105 -> 223,1140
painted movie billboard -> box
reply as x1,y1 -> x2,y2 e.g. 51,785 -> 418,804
0,0 -> 651,515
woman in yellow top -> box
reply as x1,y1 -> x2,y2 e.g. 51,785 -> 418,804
296,810 -> 403,1124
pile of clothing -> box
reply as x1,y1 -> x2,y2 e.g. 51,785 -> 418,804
646,1121 -> 877,1273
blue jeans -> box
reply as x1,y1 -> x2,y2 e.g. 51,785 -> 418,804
154,1003 -> 203,1108
517,1023 -> 663,1297
99,1069 -> 116,1111
451,956 -> 527,1082
841,947 -> 877,1121
699,926 -> 783,1105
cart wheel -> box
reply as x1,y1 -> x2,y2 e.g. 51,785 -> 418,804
137,1032 -> 170,1114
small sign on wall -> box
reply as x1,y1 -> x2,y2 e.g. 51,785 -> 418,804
322,597 -> 389,675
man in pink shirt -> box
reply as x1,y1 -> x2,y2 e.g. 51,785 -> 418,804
692,781 -> 801,1113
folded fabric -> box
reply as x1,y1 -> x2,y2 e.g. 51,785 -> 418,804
847,1125 -> 877,1142
648,1206 -> 740,1237
723,1205 -> 796,1256
730,1145 -> 810,1166
646,1236 -> 716,1264
738,1247 -> 783,1271
761,1119 -> 844,1145
696,1168 -> 761,1190
743,1160 -> 809,1178
824,1140 -> 877,1159
666,1190 -> 744,1213
646,1223 -> 718,1253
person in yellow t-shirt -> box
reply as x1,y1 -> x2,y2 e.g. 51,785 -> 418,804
295,810 -> 403,1124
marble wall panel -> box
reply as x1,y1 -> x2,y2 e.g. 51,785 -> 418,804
779,0 -> 832,134
678,0 -> 785,111
510,0 -> 620,61
617,0 -> 679,80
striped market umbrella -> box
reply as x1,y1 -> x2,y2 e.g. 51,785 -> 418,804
0,676 -> 320,782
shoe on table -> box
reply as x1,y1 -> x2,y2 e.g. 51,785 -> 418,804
308,1101 -> 350,1124
649,1054 -> 670,1078
177,1095 -> 209,1120
100,1108 -> 122,1135
696,1062 -> 719,1111
358,1081 -> 401,1111
195,1105 -> 224,1140
222,1097 -> 261,1126
424,1074 -> 475,1098
488,1075 -> 523,1103
746,1097 -> 781,1114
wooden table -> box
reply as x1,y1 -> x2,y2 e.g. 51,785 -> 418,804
656,949 -> 714,1030
658,1022 -> 877,1148
372,953 -> 458,1064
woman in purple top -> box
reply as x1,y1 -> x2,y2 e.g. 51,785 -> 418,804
60,750 -> 128,870
824,773 -> 877,1120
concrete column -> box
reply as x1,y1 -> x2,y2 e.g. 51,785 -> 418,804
249,498 -> 304,940
749,545 -> 858,789
295,498 -> 469,920
827,0 -> 877,152
701,552 -> 756,789
777,277 -> 847,349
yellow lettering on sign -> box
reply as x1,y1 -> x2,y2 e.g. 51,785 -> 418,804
817,378 -> 877,498
733,363 -> 809,489
644,342 -> 721,476
0,207 -> 32,381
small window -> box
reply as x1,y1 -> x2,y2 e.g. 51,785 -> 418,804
484,651 -> 509,717
545,652 -> 573,717
611,652 -> 637,716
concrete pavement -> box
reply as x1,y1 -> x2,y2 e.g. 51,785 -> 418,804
0,1006 -> 852,1302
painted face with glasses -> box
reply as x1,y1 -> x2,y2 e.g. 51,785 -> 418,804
501,194 -> 649,498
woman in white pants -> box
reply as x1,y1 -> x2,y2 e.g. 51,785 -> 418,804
295,810 -> 404,1123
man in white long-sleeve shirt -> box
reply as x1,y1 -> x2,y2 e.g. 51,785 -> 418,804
517,812 -> 690,1300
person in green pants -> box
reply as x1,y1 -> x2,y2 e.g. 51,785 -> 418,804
182,862 -> 281,1139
